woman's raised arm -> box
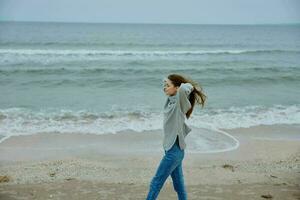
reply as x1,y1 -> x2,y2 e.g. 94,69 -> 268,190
178,83 -> 194,114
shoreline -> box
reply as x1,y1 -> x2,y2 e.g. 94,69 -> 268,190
0,124 -> 299,199
0,124 -> 299,162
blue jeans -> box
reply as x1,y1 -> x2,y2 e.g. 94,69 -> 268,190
146,136 -> 187,200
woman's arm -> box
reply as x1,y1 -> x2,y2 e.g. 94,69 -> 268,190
178,83 -> 194,114
179,83 -> 194,96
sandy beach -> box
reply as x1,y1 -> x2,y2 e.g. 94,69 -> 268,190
0,124 -> 300,200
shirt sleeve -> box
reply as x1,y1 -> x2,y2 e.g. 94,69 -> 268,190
178,83 -> 194,114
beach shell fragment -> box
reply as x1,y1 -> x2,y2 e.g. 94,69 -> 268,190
0,175 -> 10,183
222,164 -> 235,172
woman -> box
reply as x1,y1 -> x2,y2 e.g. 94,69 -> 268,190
146,73 -> 207,200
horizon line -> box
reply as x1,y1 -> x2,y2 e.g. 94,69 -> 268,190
1,19 -> 299,26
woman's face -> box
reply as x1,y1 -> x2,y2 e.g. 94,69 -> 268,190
163,78 -> 179,96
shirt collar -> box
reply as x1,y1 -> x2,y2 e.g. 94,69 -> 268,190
168,93 -> 177,103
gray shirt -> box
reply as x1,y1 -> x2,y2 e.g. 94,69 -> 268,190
163,82 -> 194,151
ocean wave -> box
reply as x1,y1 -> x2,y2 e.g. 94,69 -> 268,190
0,65 -> 299,74
0,48 -> 299,56
0,66 -> 299,87
1,48 -> 299,66
0,41 -> 237,48
0,104 -> 299,138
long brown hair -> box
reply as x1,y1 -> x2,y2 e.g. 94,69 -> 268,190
167,73 -> 207,119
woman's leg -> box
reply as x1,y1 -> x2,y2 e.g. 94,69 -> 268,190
171,162 -> 187,200
146,152 -> 181,199
146,137 -> 184,200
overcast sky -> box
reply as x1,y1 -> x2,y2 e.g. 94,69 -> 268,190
0,0 -> 299,24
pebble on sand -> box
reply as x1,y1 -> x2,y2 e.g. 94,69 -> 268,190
261,194 -> 273,199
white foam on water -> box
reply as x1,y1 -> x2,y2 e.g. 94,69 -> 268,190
1,48 -> 292,56
0,104 -> 299,138
0,104 -> 299,152
185,127 -> 240,153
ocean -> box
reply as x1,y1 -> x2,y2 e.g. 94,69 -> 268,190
0,22 -> 299,147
